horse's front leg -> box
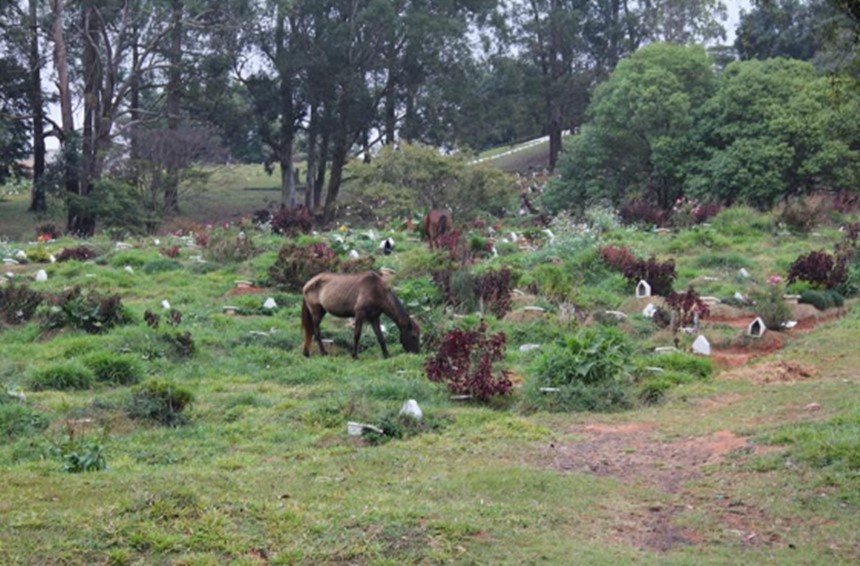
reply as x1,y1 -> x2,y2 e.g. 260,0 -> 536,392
352,312 -> 366,359
370,317 -> 389,359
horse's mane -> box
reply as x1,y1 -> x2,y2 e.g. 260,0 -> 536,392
388,288 -> 410,326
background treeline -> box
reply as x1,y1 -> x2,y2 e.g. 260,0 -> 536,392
0,0 -> 857,234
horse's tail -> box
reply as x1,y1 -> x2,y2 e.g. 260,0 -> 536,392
301,299 -> 314,357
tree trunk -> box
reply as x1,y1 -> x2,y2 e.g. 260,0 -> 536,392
51,0 -> 77,201
69,2 -> 99,236
323,129 -> 349,223
384,52 -> 397,144
305,102 -> 318,209
129,21 -> 140,182
275,5 -> 296,207
28,0 -> 46,212
164,0 -> 183,214
314,110 -> 330,212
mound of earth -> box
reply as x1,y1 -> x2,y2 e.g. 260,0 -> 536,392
721,361 -> 817,384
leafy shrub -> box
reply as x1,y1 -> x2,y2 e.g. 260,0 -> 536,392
599,245 -> 637,272
750,285 -> 792,329
787,250 -> 847,290
433,269 -> 477,312
203,228 -> 258,263
56,246 -> 98,262
640,352 -> 713,379
799,289 -> 844,311
0,281 -> 43,324
670,197 -> 722,228
160,245 -> 181,258
776,196 -> 828,232
162,331 -> 196,358
474,269 -> 513,317
126,380 -> 193,426
56,437 -> 107,473
619,199 -> 668,226
83,352 -> 143,385
44,287 -> 129,334
268,242 -> 339,291
144,310 -> 160,329
531,264 -> 573,302
665,286 -> 710,329
623,256 -> 677,296
30,363 -> 95,391
528,326 -> 632,412
0,403 -> 50,440
425,327 -> 512,401
271,205 -> 314,236
35,223 -> 61,240
638,376 -> 674,405
26,247 -> 52,263
339,256 -> 376,274
693,252 -> 753,270
364,410 -> 451,445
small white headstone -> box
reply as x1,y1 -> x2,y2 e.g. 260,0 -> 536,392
491,246 -> 498,257
636,280 -> 652,298
380,324 -> 387,334
692,335 -> 711,356
542,229 -> 555,242
733,291 -> 746,302
509,232 -> 518,242
154,238 -> 161,246
161,300 -> 171,310
747,317 -> 766,338
263,297 -> 277,310
49,255 -> 56,263
399,399 -> 423,420
348,249 -> 360,260
642,303 -> 657,318
124,265 -> 134,274
5,272 -> 14,279
519,344 -> 541,353
14,250 -> 27,260
738,268 -> 750,278
34,270 -> 48,282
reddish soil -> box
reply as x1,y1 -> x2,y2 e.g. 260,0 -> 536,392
721,361 -> 817,385
545,423 -> 785,551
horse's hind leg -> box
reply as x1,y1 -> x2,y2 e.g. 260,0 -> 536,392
312,308 -> 328,355
370,316 -> 389,359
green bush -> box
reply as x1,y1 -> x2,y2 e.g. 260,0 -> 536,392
0,403 -> 50,439
799,289 -> 844,311
55,437 -> 107,473
364,410 -> 451,445
526,326 -> 633,412
638,376 -> 674,405
693,252 -> 753,270
750,285 -> 793,330
126,380 -> 193,426
636,352 -> 713,380
83,352 -> 143,385
0,281 -> 43,325
44,287 -> 130,334
142,259 -> 182,274
532,264 -> 573,302
25,247 -> 52,263
203,227 -> 259,263
30,363 -> 95,391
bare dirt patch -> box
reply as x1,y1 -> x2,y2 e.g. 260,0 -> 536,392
721,361 -> 817,384
544,424 -> 780,551
226,285 -> 266,296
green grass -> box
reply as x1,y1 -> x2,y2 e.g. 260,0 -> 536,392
0,203 -> 858,562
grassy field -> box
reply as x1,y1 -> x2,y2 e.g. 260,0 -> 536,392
0,204 -> 858,563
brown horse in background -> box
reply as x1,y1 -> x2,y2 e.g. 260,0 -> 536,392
301,271 -> 421,359
423,209 -> 452,249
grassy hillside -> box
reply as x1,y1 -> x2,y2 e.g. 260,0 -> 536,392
0,206 -> 857,563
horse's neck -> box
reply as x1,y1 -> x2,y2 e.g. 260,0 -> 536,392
382,291 -> 409,329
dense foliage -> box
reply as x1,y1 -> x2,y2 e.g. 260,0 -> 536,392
425,328 -> 512,401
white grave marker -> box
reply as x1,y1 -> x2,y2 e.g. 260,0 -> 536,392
636,280 -> 652,298
747,317 -> 766,338
692,335 -> 711,356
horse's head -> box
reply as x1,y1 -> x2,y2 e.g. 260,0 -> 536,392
400,319 -> 421,354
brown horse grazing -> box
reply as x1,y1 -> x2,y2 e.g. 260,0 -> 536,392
423,209 -> 452,249
301,271 -> 421,359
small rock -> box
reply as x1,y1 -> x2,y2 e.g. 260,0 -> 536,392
347,421 -> 384,436
539,387 -> 561,393
34,270 -> 48,282
124,265 -> 134,274
399,399 -> 423,420
738,268 -> 750,278
115,242 -> 133,250
3,258 -> 19,265
805,403 -> 821,412
263,297 -> 277,310
161,300 -> 171,310
642,303 -> 657,318
692,335 -> 711,356
14,250 -> 27,260
49,254 -> 56,263
781,320 -> 798,329
523,306 -> 545,312
734,291 -> 747,302
655,346 -> 679,353
643,367 -> 664,373
604,310 -> 627,320
348,249 -> 360,260
519,344 -> 541,353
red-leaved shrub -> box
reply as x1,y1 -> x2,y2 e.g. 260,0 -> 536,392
271,205 -> 313,236
160,245 -> 181,258
56,246 -> 98,263
475,268 -> 513,317
268,242 -> 340,291
787,250 -> 847,290
425,327 -> 512,401
623,256 -> 676,296
665,286 -> 710,329
619,199 -> 668,227
599,245 -> 637,272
